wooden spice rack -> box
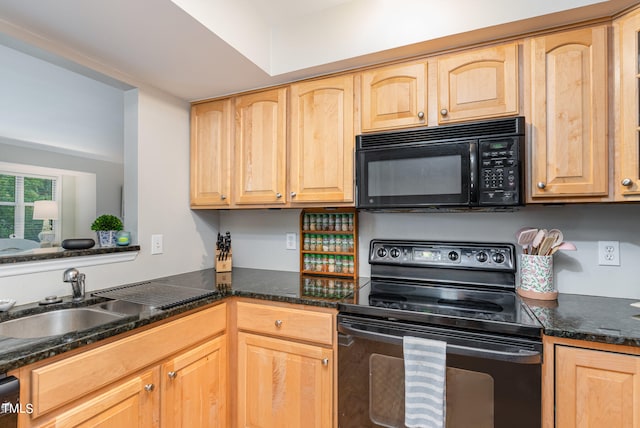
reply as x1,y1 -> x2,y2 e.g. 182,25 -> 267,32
299,208 -> 358,278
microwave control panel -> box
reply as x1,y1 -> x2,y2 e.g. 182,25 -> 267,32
478,137 -> 521,205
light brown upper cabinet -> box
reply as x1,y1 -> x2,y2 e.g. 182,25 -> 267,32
190,99 -> 232,208
361,60 -> 428,132
233,88 -> 288,206
437,42 -> 519,124
527,26 -> 608,201
615,8 -> 640,201
289,75 -> 355,205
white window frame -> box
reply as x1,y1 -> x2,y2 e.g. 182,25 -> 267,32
0,165 -> 61,242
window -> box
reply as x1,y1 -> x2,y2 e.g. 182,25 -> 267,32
0,172 -> 58,241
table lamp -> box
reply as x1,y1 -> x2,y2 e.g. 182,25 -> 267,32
33,200 -> 59,246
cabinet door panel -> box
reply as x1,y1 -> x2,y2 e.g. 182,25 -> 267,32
615,9 -> 640,200
40,369 -> 159,428
290,76 -> 354,204
162,335 -> 227,428
438,43 -> 518,123
234,88 -> 287,205
361,61 -> 428,131
190,100 -> 231,207
237,332 -> 332,428
529,26 -> 608,199
556,346 -> 640,427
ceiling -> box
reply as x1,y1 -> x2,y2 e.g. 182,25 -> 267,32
0,0 -> 637,102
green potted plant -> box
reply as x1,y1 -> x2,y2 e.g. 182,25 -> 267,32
91,214 -> 124,247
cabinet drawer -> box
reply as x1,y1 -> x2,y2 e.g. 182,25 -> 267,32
30,303 -> 226,417
236,302 -> 333,346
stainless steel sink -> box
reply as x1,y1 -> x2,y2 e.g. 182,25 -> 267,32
95,300 -> 155,315
0,308 -> 127,339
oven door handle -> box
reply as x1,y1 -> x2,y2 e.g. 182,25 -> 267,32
338,323 -> 541,364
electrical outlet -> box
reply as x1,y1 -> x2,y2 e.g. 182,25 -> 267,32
598,241 -> 620,266
286,232 -> 297,250
151,234 -> 163,255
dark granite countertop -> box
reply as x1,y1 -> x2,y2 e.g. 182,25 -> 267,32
2,266 -> 639,373
523,293 -> 640,347
0,268 -> 367,373
0,245 -> 140,264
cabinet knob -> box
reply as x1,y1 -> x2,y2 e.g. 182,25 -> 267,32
144,384 -> 155,392
290,192 -> 297,198
622,178 -> 633,187
168,371 -> 177,379
440,108 -> 448,116
417,111 -> 425,120
537,182 -> 546,189
322,358 -> 329,366
275,319 -> 283,328
220,194 -> 226,200
276,193 -> 282,199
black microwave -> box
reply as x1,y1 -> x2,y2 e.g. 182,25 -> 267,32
356,116 -> 525,210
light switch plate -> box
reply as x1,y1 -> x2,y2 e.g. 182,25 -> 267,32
151,234 -> 163,255
286,232 -> 297,250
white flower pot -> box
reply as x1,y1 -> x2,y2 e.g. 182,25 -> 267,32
97,230 -> 117,247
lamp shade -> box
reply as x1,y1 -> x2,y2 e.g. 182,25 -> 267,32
33,200 -> 59,220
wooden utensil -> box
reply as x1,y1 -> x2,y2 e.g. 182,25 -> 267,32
530,229 -> 547,255
537,236 -> 555,257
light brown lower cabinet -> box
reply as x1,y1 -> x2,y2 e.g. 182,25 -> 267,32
234,300 -> 336,428
543,335 -> 640,428
12,304 -> 227,428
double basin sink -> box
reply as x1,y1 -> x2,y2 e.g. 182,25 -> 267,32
0,300 -> 155,339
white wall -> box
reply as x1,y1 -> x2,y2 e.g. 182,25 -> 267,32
0,87 -> 219,305
220,204 -> 640,300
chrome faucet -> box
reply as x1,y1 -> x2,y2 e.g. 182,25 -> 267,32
63,268 -> 86,301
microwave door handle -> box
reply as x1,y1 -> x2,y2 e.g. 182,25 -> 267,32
469,141 -> 478,203
338,322 -> 541,364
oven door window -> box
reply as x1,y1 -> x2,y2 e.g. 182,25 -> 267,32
357,141 -> 474,208
368,354 -> 494,428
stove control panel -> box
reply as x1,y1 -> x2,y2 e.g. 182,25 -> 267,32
369,240 -> 515,270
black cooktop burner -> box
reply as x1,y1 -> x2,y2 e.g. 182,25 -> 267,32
338,240 -> 543,339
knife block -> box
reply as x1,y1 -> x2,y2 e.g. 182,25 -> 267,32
215,250 -> 232,272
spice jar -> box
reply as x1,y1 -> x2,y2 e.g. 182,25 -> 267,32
322,255 -> 329,272
303,254 -> 312,271
328,214 -> 335,231
346,236 -> 354,252
303,214 -> 310,231
329,235 -> 336,252
348,256 -> 355,274
315,215 -> 323,231
315,255 -> 323,272
335,235 -> 343,252
322,214 -> 329,231
336,256 -> 343,273
322,235 -> 329,252
348,214 -> 354,231
342,256 -> 349,273
341,214 -> 349,231
303,235 -> 310,250
309,235 -> 317,251
335,215 -> 342,232
328,255 -> 336,272
309,214 -> 316,231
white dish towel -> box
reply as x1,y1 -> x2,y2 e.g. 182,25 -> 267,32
403,336 -> 447,428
